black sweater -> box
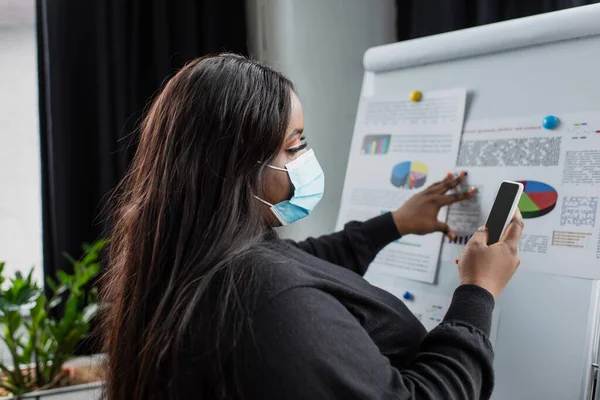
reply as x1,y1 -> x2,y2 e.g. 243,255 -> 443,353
233,213 -> 495,399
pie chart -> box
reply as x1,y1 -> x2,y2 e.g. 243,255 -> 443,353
517,180 -> 558,219
391,161 -> 428,189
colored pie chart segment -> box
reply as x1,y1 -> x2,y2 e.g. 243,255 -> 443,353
391,161 -> 429,189
517,180 -> 558,219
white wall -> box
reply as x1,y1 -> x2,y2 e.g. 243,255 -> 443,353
246,0 -> 397,240
0,0 -> 42,368
0,0 -> 43,284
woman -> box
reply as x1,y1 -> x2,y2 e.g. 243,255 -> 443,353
103,53 -> 523,400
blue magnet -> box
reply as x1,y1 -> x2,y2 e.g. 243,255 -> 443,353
403,291 -> 413,300
542,115 -> 559,130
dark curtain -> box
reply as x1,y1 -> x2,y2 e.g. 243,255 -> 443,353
397,0 -> 599,40
37,0 -> 248,293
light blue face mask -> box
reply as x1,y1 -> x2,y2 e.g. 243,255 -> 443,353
256,149 -> 325,226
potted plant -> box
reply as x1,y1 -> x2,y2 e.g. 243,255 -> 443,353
0,240 -> 107,399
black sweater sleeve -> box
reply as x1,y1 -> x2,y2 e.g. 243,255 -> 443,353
243,284 -> 495,400
285,213 -> 401,275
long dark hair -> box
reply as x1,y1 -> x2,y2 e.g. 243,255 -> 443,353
102,54 -> 294,399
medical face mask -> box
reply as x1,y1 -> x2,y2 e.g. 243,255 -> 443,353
256,149 -> 325,226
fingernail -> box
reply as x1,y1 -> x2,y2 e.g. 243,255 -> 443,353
448,232 -> 456,240
464,171 -> 468,176
455,259 -> 459,264
470,186 -> 478,192
446,172 -> 453,179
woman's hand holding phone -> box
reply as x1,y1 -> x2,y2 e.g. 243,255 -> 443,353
457,209 -> 524,299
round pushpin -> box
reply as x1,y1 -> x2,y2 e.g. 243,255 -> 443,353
542,115 -> 559,130
409,90 -> 422,102
402,291 -> 413,300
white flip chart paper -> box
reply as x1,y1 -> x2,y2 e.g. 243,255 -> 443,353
336,89 -> 467,283
441,112 -> 600,279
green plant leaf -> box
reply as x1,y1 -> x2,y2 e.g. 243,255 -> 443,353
0,284 -> 40,314
81,303 -> 99,324
74,263 -> 101,290
81,251 -> 96,266
53,284 -> 68,298
45,276 -> 58,292
47,320 -> 62,340
32,295 -> 47,324
57,270 -> 73,286
82,239 -> 107,263
0,261 -> 5,287
61,295 -> 79,329
1,317 -> 27,388
0,296 -> 16,313
9,312 -> 22,331
0,239 -> 107,394
13,286 -> 41,313
48,296 -> 63,309
62,252 -> 78,267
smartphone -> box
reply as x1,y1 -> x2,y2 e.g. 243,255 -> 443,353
485,181 -> 524,245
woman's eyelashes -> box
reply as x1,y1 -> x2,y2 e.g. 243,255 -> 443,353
285,136 -> 308,154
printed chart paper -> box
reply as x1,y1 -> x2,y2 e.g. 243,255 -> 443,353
441,112 -> 600,279
336,89 -> 467,283
386,287 -> 452,332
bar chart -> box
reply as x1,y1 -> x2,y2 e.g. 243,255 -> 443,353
447,234 -> 473,245
361,134 -> 391,155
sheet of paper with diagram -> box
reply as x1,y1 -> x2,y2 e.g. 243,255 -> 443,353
440,112 -> 600,279
336,89 -> 467,283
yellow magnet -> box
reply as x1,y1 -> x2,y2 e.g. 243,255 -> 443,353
409,90 -> 422,102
